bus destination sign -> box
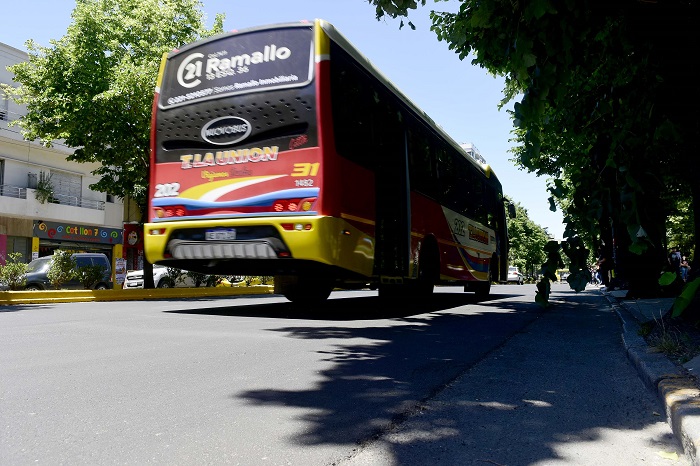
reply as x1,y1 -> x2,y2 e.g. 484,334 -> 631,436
159,26 -> 314,109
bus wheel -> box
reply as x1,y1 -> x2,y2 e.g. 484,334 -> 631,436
275,275 -> 333,304
415,240 -> 439,297
474,261 -> 494,301
474,280 -> 491,300
378,283 -> 403,300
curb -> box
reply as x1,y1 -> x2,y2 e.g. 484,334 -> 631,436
0,285 -> 275,305
604,293 -> 700,465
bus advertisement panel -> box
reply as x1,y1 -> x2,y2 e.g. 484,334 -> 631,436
158,27 -> 313,110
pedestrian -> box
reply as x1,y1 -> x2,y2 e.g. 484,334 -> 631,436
597,248 -> 611,288
680,256 -> 691,282
669,247 -> 682,278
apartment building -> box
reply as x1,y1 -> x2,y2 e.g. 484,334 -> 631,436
1,42 -> 140,275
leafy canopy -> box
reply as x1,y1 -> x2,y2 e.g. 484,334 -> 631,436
368,0 -> 698,301
4,0 -> 224,211
506,200 -> 550,279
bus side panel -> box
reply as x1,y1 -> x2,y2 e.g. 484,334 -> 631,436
313,23 -> 340,219
316,28 -> 377,277
410,192 -> 496,283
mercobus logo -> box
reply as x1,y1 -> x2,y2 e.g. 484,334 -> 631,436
201,116 -> 252,146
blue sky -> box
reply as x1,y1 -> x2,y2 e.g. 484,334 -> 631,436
2,0 -> 565,239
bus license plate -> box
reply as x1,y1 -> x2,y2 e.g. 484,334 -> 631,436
205,229 -> 236,241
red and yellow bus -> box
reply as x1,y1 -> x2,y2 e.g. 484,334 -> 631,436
144,19 -> 514,303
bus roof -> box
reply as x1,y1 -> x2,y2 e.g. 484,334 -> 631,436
315,19 -> 499,183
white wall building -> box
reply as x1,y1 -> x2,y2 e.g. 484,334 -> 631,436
1,42 -> 128,268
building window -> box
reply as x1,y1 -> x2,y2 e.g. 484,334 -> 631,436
50,170 -> 81,198
0,88 -> 8,121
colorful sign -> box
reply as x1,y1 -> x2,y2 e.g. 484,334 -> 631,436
123,223 -> 142,247
115,257 -> 127,285
33,221 -> 123,244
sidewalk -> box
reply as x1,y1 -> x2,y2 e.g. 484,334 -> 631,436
344,288 -> 694,465
604,289 -> 700,465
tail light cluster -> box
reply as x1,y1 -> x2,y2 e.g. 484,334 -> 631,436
272,198 -> 315,213
155,206 -> 186,218
154,197 -> 317,218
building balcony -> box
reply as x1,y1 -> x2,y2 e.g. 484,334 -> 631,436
0,184 -> 106,225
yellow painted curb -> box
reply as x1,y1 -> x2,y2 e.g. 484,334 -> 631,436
0,286 -> 274,305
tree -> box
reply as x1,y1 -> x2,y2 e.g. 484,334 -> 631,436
0,252 -> 29,290
2,0 -> 224,288
368,0 -> 698,300
47,250 -> 77,290
506,201 -> 550,280
76,263 -> 108,289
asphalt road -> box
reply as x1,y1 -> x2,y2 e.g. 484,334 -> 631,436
0,284 -> 687,465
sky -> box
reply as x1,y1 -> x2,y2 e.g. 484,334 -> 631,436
1,0 -> 566,239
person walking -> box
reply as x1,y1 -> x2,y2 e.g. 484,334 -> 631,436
669,247 -> 682,278
680,256 -> 691,282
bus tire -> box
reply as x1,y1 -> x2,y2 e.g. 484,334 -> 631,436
276,275 -> 333,304
378,283 -> 403,300
474,257 -> 495,300
474,280 -> 491,300
415,239 -> 439,297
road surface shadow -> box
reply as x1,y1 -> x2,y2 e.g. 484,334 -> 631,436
164,290 -> 521,320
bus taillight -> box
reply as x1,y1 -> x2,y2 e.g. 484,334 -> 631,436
272,197 -> 317,213
300,198 -> 316,211
155,206 -> 186,218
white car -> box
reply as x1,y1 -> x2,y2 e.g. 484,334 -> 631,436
122,265 -> 194,289
507,266 -> 524,285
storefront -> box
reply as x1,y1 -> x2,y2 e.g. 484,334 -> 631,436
32,220 -> 123,276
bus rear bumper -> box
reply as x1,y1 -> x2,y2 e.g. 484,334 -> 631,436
167,238 -> 280,260
144,216 -> 374,277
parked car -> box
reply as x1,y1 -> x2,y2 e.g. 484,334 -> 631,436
123,264 -> 195,289
507,266 -> 524,285
23,253 -> 113,290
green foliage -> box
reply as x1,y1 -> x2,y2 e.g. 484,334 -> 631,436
76,264 -> 107,289
184,270 -> 218,288
2,0 -> 225,214
241,276 -> 274,286
532,236 -> 591,306
260,276 -> 273,285
204,275 -> 223,287
561,236 -> 591,292
369,0 -> 699,297
34,171 -> 54,204
164,267 -> 186,287
659,272 -> 677,287
0,252 -> 29,290
47,250 -> 76,289
535,240 -> 563,307
671,278 -> 700,319
666,195 -> 695,262
506,200 -> 550,279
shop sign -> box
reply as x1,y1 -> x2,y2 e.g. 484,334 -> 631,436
33,220 -> 123,244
